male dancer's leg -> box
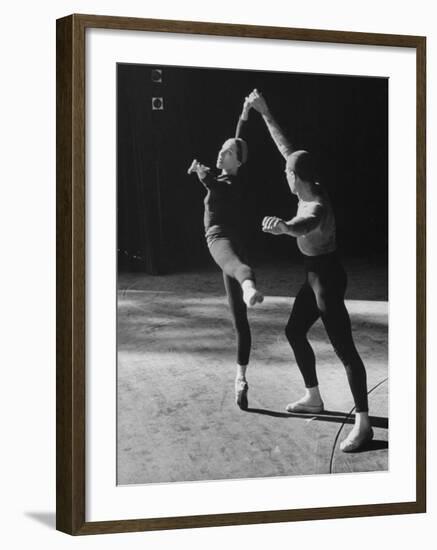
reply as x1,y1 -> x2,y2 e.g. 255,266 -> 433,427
309,267 -> 372,450
310,271 -> 369,413
285,282 -> 320,387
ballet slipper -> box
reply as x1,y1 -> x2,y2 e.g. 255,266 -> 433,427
340,427 -> 374,453
235,378 -> 249,410
285,399 -> 324,414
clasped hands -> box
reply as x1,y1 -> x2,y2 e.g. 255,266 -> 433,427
242,89 -> 270,118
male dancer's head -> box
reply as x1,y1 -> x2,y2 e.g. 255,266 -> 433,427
216,138 -> 248,175
285,150 -> 317,197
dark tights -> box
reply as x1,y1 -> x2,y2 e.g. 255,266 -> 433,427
208,235 -> 254,285
223,274 -> 251,366
207,233 -> 253,366
285,253 -> 369,412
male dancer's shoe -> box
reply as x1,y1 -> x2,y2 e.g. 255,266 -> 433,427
340,427 -> 374,453
285,399 -> 324,414
235,378 -> 249,410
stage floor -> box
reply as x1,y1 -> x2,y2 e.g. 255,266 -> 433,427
117,261 -> 388,485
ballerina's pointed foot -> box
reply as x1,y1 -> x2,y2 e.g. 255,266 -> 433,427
340,427 -> 374,453
243,288 -> 264,307
235,378 -> 249,410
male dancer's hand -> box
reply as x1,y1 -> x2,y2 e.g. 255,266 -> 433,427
248,89 -> 270,116
262,216 -> 288,235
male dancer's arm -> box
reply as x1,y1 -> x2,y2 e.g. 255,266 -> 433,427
262,204 -> 323,237
248,89 -> 294,159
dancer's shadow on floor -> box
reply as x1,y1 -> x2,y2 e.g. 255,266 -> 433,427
246,407 -> 388,430
354,439 -> 389,452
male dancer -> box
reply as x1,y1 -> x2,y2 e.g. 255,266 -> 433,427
188,97 -> 263,410
248,89 -> 373,452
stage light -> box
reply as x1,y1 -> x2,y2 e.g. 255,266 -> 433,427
152,97 -> 164,110
151,69 -> 162,83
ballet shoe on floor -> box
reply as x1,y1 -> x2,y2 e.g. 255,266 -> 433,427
285,399 -> 324,414
340,427 -> 374,453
